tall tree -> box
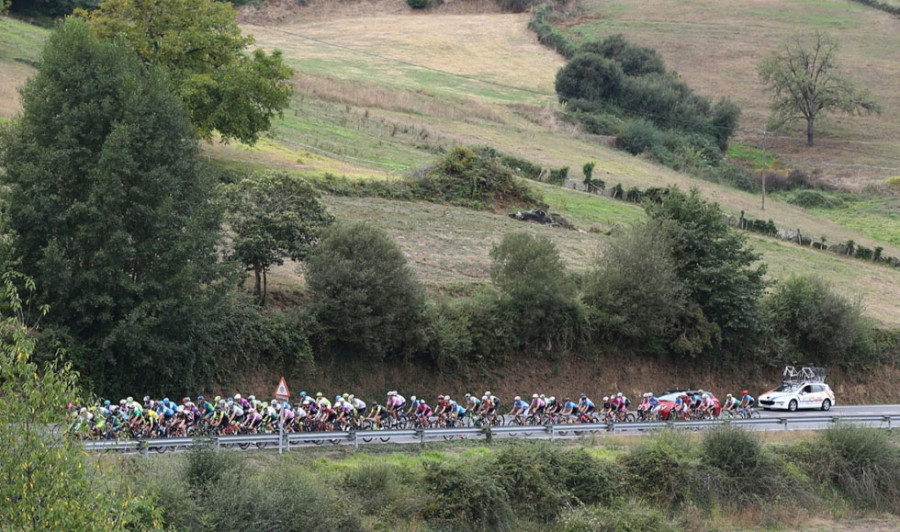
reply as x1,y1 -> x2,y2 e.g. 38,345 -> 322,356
0,20 -> 226,396
645,188 -> 768,356
80,0 -> 294,144
223,171 -> 333,305
306,223 -> 425,360
758,31 -> 880,146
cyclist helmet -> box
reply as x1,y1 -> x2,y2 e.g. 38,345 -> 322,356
143,395 -> 150,402
234,394 -> 242,400
197,396 -> 204,402
514,396 -> 521,401
176,405 -> 184,413
581,392 -> 586,398
564,397 -> 571,402
603,396 -> 609,401
249,395 -> 255,401
316,392 -> 323,398
335,395 -> 341,402
702,393 -> 709,399
742,390 -> 749,395
464,393 -> 471,398
726,393 -> 733,398
126,397 -> 133,403
437,394 -> 444,400
485,391 -> 492,396
481,396 -> 488,401
372,401 -> 379,406
540,394 -> 546,399
349,394 -> 355,400
342,393 -> 349,399
214,396 -> 221,403
119,399 -> 126,405
103,400 -> 111,406
182,397 -> 189,404
532,393 -> 538,398
617,392 -> 623,397
410,395 -> 417,402
300,391 -> 307,397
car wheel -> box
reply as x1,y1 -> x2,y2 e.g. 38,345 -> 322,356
821,399 -> 831,411
788,400 -> 798,412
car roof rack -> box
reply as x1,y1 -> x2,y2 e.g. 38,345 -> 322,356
782,365 -> 827,384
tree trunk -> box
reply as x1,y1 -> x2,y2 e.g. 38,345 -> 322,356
262,269 -> 268,306
806,117 -> 815,147
253,267 -> 262,300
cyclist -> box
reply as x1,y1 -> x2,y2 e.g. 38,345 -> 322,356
364,401 -> 386,429
484,391 -> 501,412
672,393 -> 689,420
508,396 -> 529,423
406,395 -> 423,417
227,399 -> 245,428
577,393 -> 595,415
335,398 -> 355,427
197,396 -> 214,420
465,393 -> 481,413
637,393 -> 652,419
349,394 -> 367,417
480,394 -> 497,424
739,389 -> 755,417
316,393 -> 332,409
414,398 -> 433,428
386,391 -> 406,419
560,397 -> 578,419
722,393 -> 739,416
545,396 -> 560,416
529,394 -> 546,420
699,393 -> 716,418
433,395 -> 450,417
445,396 -> 463,424
243,407 -> 263,433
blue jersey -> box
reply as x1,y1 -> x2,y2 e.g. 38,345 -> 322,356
649,397 -> 659,407
742,394 -> 755,405
513,399 -> 529,411
455,404 -> 466,415
564,401 -> 577,411
581,399 -> 594,408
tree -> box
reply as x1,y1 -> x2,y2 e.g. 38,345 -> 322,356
555,53 -> 625,104
645,187 -> 768,356
80,0 -> 294,144
224,172 -> 333,305
0,20 -> 227,396
490,231 -> 584,350
764,275 -> 874,367
584,221 -> 685,354
0,273 -> 161,530
306,223 -> 426,360
758,31 -> 880,147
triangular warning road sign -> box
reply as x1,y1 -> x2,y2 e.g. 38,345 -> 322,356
274,377 -> 290,399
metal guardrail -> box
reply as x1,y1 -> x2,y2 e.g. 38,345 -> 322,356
83,414 -> 900,455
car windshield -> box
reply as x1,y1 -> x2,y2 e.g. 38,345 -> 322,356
773,384 -> 799,392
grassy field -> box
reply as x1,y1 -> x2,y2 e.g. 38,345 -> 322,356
557,0 -> 900,188
2,6 -> 899,326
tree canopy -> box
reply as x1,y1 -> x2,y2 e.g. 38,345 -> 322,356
0,20 -> 227,396
758,31 -> 880,146
80,0 -> 294,144
306,223 -> 426,360
224,171 -> 334,305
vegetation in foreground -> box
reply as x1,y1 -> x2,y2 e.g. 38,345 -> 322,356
111,427 -> 900,531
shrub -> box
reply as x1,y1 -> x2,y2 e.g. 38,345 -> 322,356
621,430 -> 693,504
490,232 -> 585,351
407,0 -> 430,7
496,0 -> 531,12
413,146 -> 543,209
342,463 -> 423,519
423,299 -> 476,369
306,223 -> 426,361
815,426 -> 900,511
557,501 -> 677,532
617,118 -> 664,155
579,34 -> 666,77
423,460 -> 515,531
548,165 -> 569,185
764,275 -> 875,368
888,175 -> 900,191
555,53 -> 626,103
701,425 -> 764,481
786,190 -> 844,209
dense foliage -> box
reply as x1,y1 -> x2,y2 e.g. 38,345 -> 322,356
555,34 -> 740,168
81,0 -> 294,144
0,274 -> 160,530
118,429 -> 900,531
306,223 -> 426,361
0,20 -> 227,396
223,171 -> 334,304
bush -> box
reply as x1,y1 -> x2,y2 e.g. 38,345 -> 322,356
306,223 -> 426,361
579,34 -> 666,77
490,232 -> 585,351
413,146 -> 543,209
496,0 -> 531,12
557,501 -> 677,532
617,118 -> 665,155
621,430 -> 693,504
342,463 -> 423,519
556,53 -> 626,103
548,165 -> 569,185
424,460 -> 515,531
786,190 -> 844,209
764,275 -> 875,368
407,0 -> 430,7
888,175 -> 900,191
701,425 -> 765,481
813,426 -> 900,511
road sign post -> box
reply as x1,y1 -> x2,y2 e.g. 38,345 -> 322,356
274,377 -> 290,454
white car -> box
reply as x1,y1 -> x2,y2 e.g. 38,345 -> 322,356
758,382 -> 836,412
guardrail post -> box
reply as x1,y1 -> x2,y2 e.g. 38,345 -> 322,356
606,421 -> 615,433
884,416 -> 892,431
548,424 -> 555,443
353,430 -> 359,450
141,440 -> 149,458
214,437 -> 220,453
418,428 -> 425,446
780,418 -> 788,431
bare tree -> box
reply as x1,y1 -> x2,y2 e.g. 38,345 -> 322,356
758,31 -> 880,147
